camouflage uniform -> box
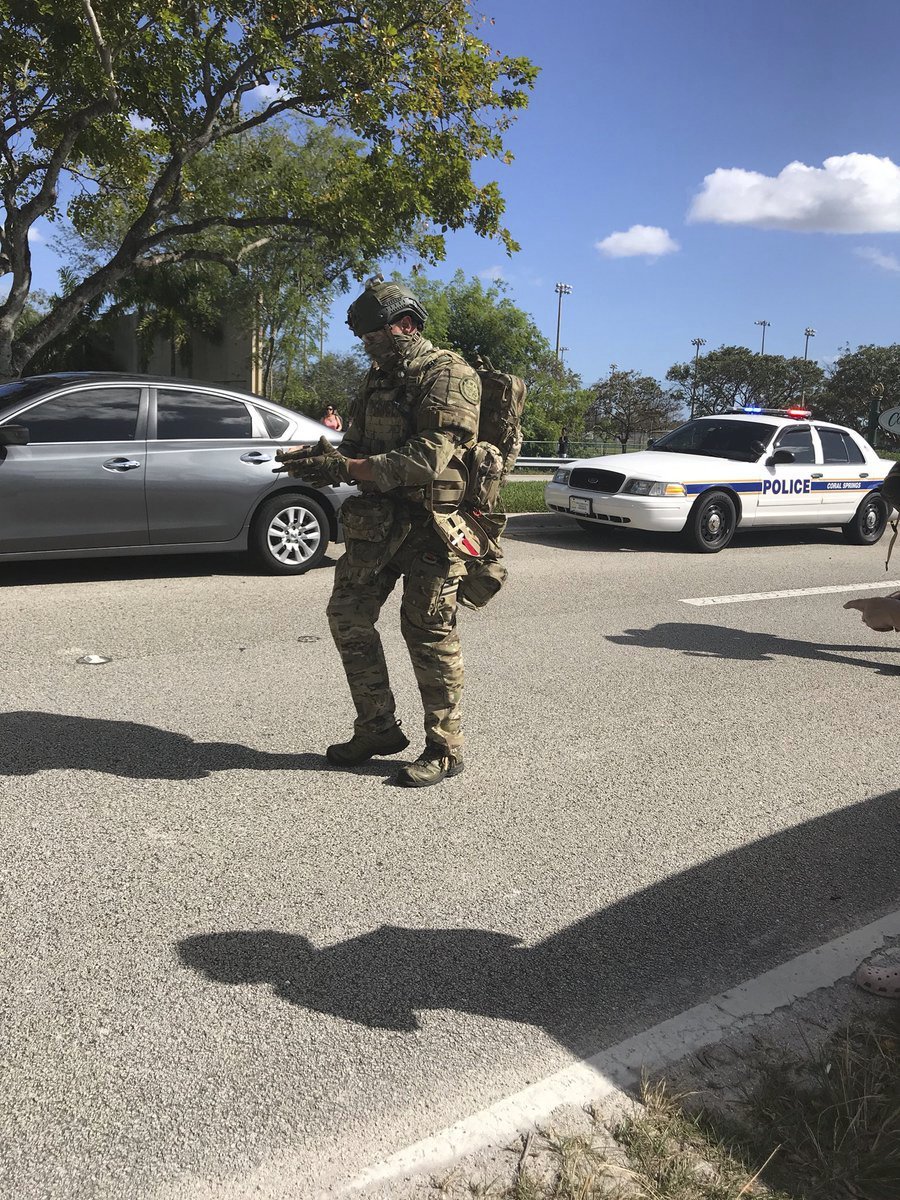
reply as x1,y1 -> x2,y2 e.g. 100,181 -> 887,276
326,335 -> 481,755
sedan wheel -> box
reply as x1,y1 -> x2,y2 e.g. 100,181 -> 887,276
842,492 -> 888,546
684,489 -> 737,553
251,493 -> 330,574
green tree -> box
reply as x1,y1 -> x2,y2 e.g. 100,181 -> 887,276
666,345 -> 824,415
396,270 -> 589,442
820,343 -> 900,434
281,350 -> 366,416
587,366 -> 680,451
0,1 -> 536,378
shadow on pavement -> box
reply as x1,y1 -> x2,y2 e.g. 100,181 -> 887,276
505,514 -> 849,556
0,553 -> 337,587
0,711 -> 397,779
177,788 -> 900,1056
607,622 -> 900,676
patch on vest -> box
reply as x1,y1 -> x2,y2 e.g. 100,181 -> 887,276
460,376 -> 480,404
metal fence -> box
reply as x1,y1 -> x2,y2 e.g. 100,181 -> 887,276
512,434 -> 672,472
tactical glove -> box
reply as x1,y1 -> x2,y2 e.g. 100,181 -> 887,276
274,436 -> 353,486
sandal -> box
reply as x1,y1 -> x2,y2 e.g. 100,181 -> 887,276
855,962 -> 900,998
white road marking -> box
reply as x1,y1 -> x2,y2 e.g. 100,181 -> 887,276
681,580 -> 900,607
339,909 -> 900,1194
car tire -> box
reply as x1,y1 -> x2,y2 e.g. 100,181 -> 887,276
842,491 -> 888,545
575,518 -> 608,535
250,492 -> 330,574
683,490 -> 737,553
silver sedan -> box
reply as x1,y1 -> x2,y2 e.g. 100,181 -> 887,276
0,372 -> 353,574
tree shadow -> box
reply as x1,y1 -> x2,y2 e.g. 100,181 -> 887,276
0,711 -> 398,779
606,622 -> 900,675
177,787 -> 900,1058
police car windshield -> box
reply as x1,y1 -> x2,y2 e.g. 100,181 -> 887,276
652,418 -> 777,462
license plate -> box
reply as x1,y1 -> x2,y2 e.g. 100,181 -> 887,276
569,496 -> 591,515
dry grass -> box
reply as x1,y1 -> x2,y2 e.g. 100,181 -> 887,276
435,1014 -> 900,1200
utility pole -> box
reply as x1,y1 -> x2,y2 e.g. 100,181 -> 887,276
868,382 -> 885,446
689,337 -> 706,419
554,282 -> 572,360
755,319 -> 770,355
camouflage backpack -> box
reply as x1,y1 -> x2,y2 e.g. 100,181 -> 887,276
462,355 -> 527,514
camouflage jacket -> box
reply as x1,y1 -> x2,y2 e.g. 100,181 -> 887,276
339,336 -> 481,499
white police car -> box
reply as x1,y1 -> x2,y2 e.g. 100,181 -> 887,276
544,408 -> 895,553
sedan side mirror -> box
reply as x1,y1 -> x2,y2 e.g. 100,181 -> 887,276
646,438 -> 656,449
0,424 -> 29,446
767,448 -> 795,466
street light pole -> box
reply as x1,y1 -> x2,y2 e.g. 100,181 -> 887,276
755,319 -> 770,355
554,282 -> 572,360
801,327 -> 816,405
689,337 -> 706,420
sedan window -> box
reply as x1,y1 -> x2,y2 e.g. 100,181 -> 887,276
156,389 -> 253,439
652,419 -> 777,462
817,427 -> 865,464
773,425 -> 815,464
15,387 -> 141,442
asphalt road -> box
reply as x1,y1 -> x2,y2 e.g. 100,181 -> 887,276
2,515 -> 899,1198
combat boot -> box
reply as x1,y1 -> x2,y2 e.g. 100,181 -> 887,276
394,744 -> 464,788
326,724 -> 409,767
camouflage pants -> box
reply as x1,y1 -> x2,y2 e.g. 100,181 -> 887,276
326,528 -> 467,753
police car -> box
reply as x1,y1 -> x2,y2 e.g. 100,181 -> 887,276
544,408 -> 895,552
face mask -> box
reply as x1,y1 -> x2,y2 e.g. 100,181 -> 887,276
362,328 -> 396,366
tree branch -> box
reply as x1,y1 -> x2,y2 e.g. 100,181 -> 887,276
80,0 -> 119,105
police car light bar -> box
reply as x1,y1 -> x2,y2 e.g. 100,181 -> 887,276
730,406 -> 812,419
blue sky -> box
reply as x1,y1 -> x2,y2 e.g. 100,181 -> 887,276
26,0 -> 900,385
331,0 -> 900,382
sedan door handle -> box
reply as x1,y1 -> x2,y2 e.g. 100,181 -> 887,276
240,451 -> 273,463
811,472 -> 823,478
103,457 -> 141,472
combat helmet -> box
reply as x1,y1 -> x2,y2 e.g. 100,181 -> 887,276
346,274 -> 428,336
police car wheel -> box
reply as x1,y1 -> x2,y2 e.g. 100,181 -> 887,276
842,492 -> 888,545
684,490 -> 737,553
250,492 -> 330,574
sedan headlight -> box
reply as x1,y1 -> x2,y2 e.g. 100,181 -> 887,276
622,478 -> 686,497
553,467 -> 572,484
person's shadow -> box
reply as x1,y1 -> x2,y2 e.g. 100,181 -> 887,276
0,711 -> 395,779
177,787 -> 900,1057
606,622 -> 900,676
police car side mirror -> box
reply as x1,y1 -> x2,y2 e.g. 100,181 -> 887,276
0,423 -> 28,446
768,448 -> 795,466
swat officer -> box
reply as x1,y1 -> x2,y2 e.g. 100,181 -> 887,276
276,277 -> 482,788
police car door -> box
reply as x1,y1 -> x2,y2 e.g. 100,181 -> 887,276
756,424 -> 819,523
813,425 -> 874,521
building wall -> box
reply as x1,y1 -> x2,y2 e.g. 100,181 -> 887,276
109,313 -> 262,393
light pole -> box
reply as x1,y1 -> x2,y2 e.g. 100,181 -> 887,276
801,327 -> 816,405
554,282 -> 572,360
755,319 -> 770,355
559,346 -> 569,367
689,337 -> 706,420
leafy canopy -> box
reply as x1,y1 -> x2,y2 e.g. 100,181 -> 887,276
0,1 -> 537,375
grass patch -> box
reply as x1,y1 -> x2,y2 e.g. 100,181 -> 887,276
499,480 -> 546,514
438,1014 -> 900,1200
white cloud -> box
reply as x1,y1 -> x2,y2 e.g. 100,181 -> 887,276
247,82 -> 288,104
595,224 -> 679,259
689,153 -> 900,232
856,245 -> 900,273
129,113 -> 153,132
27,227 -> 43,244
478,265 -> 505,282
